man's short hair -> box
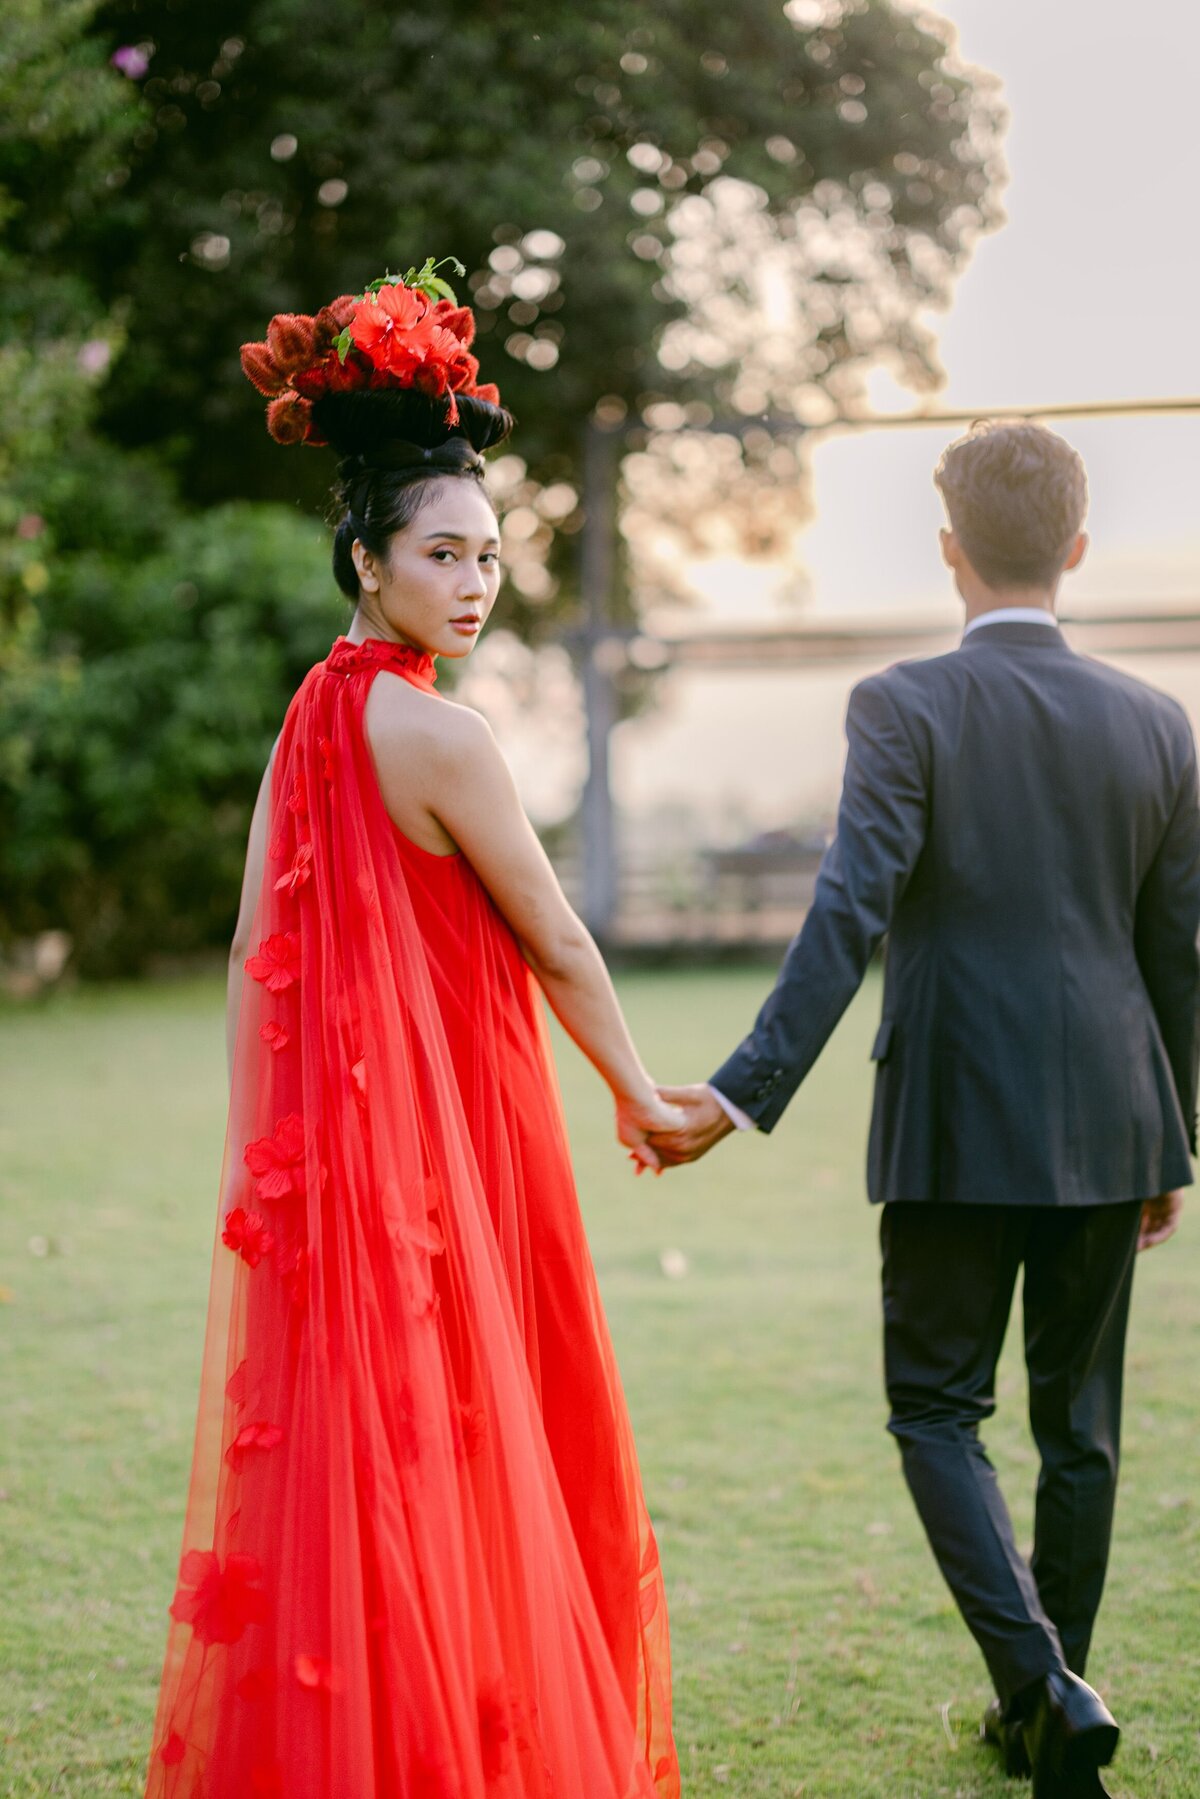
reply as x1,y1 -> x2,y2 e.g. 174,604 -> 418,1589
934,420 -> 1088,590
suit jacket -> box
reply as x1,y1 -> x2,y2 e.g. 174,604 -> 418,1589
711,621 -> 1200,1205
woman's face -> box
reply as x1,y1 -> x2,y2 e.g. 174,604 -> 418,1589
351,478 -> 502,659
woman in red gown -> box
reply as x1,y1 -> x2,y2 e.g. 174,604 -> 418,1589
144,269 -> 681,1797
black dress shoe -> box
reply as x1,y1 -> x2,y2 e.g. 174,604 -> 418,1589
1022,1670 -> 1119,1798
981,1697 -> 1032,1778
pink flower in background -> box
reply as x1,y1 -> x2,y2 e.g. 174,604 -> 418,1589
111,45 -> 151,79
77,340 -> 112,376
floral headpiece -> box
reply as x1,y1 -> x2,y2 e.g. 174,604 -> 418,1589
240,257 -> 501,447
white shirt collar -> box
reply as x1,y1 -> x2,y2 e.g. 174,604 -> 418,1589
964,607 -> 1058,636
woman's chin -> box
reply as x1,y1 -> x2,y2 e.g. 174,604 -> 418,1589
436,631 -> 483,660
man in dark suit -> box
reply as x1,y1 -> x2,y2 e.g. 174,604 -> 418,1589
650,421 -> 1200,1798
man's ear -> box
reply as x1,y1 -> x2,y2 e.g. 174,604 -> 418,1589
1062,531 -> 1089,574
939,527 -> 961,572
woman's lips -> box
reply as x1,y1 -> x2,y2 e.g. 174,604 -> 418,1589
450,617 -> 481,635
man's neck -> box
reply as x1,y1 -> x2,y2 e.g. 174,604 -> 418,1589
962,583 -> 1058,628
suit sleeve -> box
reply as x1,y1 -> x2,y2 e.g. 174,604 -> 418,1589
710,673 -> 928,1131
1134,722 -> 1200,1155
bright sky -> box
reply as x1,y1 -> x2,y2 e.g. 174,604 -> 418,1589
612,0 -> 1200,831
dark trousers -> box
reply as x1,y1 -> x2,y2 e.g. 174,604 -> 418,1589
880,1199 -> 1142,1710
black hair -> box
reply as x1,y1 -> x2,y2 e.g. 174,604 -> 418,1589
934,420 -> 1088,590
312,387 -> 514,600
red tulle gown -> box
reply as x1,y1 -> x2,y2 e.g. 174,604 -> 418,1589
144,636 -> 679,1798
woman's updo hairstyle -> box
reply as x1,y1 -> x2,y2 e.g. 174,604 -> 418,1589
316,387 -> 513,600
238,260 -> 513,599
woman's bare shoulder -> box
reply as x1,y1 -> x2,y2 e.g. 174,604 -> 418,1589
363,675 -> 500,853
365,674 -> 494,767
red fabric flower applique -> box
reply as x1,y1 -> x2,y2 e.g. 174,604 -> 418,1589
318,737 -> 336,783
274,840 -> 314,896
169,1549 -> 266,1645
244,931 -> 301,991
295,1652 -> 344,1694
244,1114 -> 307,1202
455,1404 -> 488,1462
225,1418 -> 284,1469
221,1207 -> 275,1268
225,1358 -> 248,1410
259,1019 -> 290,1053
236,1666 -> 275,1704
280,1241 -> 310,1311
287,770 -> 307,817
158,1730 -> 186,1766
478,1687 -> 511,1781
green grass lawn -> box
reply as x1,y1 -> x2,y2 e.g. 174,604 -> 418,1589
1,968 -> 1197,1797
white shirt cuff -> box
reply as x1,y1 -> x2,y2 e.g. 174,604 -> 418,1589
707,1084 -> 756,1132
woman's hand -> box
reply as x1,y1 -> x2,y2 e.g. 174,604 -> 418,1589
616,1092 -> 687,1175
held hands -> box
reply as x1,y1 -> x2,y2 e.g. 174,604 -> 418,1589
616,1091 -> 688,1175
1138,1189 -> 1184,1251
643,1084 -> 735,1168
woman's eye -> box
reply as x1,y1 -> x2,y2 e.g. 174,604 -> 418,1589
431,548 -> 456,562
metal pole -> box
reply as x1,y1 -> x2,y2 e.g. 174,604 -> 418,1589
578,419 -> 621,939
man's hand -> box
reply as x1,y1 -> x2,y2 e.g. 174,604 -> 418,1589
1138,1189 -> 1184,1251
645,1084 -> 735,1167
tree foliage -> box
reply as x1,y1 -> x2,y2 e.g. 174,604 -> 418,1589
0,2 -> 334,975
0,0 -> 1005,974
85,0 -> 1004,623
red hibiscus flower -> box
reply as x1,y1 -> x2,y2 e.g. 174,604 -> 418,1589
467,382 -> 501,405
245,930 -> 301,991
225,1419 -> 284,1468
265,394 -> 312,445
348,282 -> 430,367
259,1019 -> 290,1053
244,1114 -> 307,1203
169,1548 -> 266,1645
274,840 -> 314,896
221,1207 -> 275,1268
240,342 -> 287,397
430,299 -> 476,347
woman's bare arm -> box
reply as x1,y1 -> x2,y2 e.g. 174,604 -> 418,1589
396,702 -> 679,1159
227,752 -> 275,1080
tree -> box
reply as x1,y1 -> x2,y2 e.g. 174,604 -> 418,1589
84,0 -> 1004,627
0,2 -> 335,975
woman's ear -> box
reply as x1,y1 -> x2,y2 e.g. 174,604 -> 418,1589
351,539 -> 380,594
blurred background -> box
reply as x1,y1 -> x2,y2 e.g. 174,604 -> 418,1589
3,0 -> 1198,985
